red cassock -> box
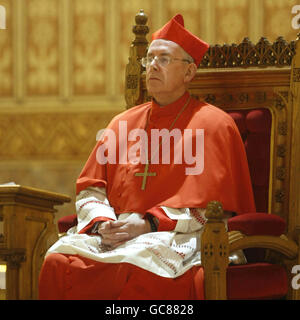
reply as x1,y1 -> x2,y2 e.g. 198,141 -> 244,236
39,91 -> 256,300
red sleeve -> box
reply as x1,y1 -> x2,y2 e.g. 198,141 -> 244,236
76,139 -> 108,195
146,206 -> 177,231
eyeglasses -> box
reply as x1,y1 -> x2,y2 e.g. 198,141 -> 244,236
141,55 -> 191,68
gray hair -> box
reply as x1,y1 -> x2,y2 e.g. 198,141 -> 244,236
182,51 -> 194,64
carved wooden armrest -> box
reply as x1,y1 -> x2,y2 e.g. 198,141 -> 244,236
228,231 -> 298,260
201,200 -> 229,300
200,201 -> 300,300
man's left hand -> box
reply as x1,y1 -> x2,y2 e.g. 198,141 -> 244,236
98,213 -> 151,249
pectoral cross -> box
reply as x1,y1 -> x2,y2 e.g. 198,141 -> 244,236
135,162 -> 156,190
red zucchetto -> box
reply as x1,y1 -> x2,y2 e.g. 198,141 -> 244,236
152,14 -> 209,66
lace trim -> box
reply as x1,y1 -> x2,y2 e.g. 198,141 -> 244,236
78,200 -> 108,213
190,208 -> 207,225
147,247 -> 178,275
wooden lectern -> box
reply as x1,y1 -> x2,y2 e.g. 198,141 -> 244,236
0,185 -> 71,299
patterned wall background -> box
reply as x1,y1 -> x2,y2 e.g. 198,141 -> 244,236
0,0 -> 298,224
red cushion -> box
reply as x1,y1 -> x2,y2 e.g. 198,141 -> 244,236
228,213 -> 286,236
229,112 -> 247,135
246,109 -> 272,133
58,214 -> 77,233
227,263 -> 288,299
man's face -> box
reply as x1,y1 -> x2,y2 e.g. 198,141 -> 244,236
145,39 -> 189,99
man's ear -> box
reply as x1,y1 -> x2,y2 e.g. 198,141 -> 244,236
184,63 -> 197,83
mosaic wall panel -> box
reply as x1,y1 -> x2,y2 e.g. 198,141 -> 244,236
72,0 -> 106,95
25,0 -> 60,96
166,0 -> 205,41
215,0 -> 250,44
0,110 -> 118,221
263,0 -> 298,41
0,0 -> 13,97
0,111 -> 118,160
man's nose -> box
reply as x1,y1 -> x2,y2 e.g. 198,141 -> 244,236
149,57 -> 159,70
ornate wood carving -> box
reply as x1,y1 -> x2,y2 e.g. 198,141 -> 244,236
275,190 -> 285,203
278,121 -> 288,136
292,68 -> 300,82
289,34 -> 300,243
200,37 -> 296,69
276,167 -> 286,181
270,90 -> 290,217
0,248 -> 26,300
0,249 -> 26,269
200,90 -> 271,108
277,145 -> 286,158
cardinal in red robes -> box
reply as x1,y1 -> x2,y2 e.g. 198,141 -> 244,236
39,14 -> 255,300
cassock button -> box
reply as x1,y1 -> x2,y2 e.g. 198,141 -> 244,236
66,269 -> 71,275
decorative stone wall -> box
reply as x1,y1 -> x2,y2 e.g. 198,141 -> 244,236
0,0 -> 297,223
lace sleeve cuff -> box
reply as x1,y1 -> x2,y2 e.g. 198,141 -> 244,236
76,187 -> 116,233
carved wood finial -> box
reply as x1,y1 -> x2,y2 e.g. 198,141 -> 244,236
132,9 -> 149,47
205,200 -> 224,220
135,9 -> 148,25
125,10 -> 149,109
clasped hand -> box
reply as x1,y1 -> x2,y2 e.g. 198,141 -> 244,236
97,213 -> 151,249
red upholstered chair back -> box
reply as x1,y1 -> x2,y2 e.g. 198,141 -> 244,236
228,109 -> 272,263
228,109 -> 271,213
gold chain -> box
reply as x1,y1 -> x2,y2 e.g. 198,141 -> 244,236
134,95 -> 192,190
146,95 -> 191,164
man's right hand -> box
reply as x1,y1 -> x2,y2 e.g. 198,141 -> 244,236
98,214 -> 151,249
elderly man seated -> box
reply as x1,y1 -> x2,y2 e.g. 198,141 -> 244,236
39,14 -> 255,300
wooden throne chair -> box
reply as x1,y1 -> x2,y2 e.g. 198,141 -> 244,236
58,10 -> 300,300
